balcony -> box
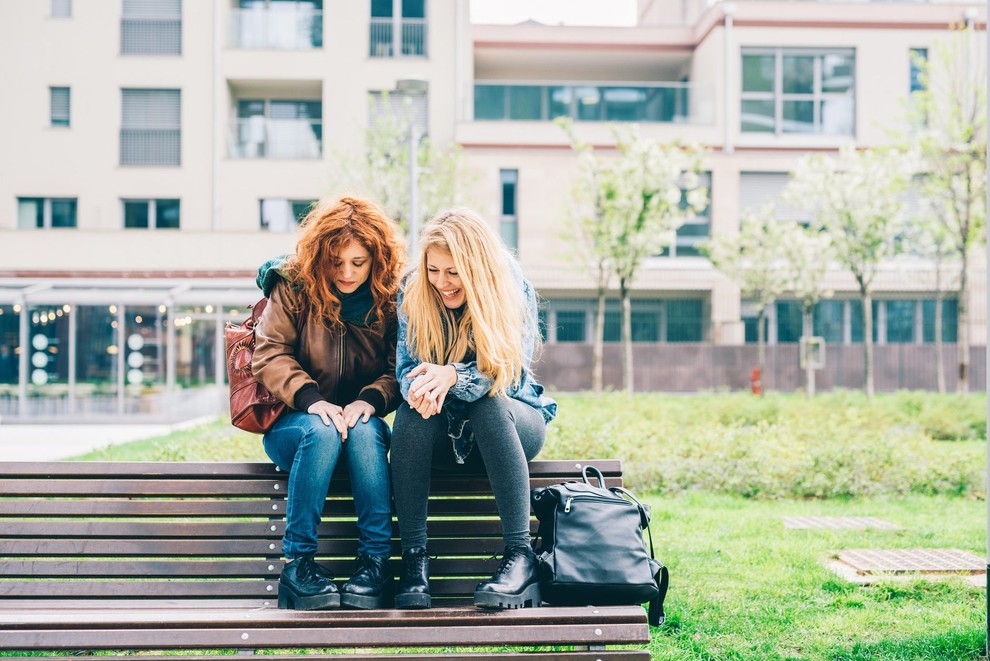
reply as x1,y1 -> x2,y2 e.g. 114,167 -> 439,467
473,82 -> 714,124
229,6 -> 322,50
369,17 -> 427,57
228,118 -> 322,159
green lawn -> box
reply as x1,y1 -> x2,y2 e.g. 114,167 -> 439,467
66,391 -> 987,660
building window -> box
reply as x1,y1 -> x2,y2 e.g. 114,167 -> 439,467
368,91 -> 427,136
554,310 -> 587,343
922,299 -> 958,343
123,199 -> 180,229
50,87 -> 70,127
121,0 -> 182,55
121,89 -> 181,166
231,0 -> 323,50
370,0 -> 427,58
660,172 -> 711,257
739,172 -> 812,224
232,99 -> 322,159
499,169 -> 518,251
775,300 -> 803,343
260,199 -> 316,231
473,83 -> 694,124
909,48 -> 928,93
51,0 -> 71,18
813,300 -> 845,344
547,298 -> 703,344
17,198 -> 77,229
741,48 -> 855,136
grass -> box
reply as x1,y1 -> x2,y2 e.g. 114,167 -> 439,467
62,391 -> 987,660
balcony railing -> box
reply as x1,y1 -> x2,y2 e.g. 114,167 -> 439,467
369,17 -> 427,57
473,82 -> 714,124
229,118 -> 323,159
229,7 -> 322,50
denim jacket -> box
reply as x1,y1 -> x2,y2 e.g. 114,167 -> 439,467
396,265 -> 557,463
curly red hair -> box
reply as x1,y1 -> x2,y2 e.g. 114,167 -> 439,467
288,197 -> 405,331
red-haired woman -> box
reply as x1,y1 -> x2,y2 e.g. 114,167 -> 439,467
253,196 -> 405,610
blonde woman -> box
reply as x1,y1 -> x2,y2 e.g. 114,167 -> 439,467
391,209 -> 557,610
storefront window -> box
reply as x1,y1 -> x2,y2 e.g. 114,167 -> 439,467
26,305 -> 70,415
75,305 -> 119,415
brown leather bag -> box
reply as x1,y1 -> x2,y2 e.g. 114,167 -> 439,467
225,297 -> 302,434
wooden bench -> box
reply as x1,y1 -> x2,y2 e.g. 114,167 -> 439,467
0,459 -> 651,659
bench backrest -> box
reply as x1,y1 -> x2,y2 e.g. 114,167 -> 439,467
0,460 -> 623,606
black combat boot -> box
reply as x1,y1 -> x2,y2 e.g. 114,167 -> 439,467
473,545 -> 542,609
277,555 -> 341,610
341,553 -> 394,609
394,546 -> 431,609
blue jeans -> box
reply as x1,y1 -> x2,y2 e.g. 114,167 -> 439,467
263,410 -> 392,559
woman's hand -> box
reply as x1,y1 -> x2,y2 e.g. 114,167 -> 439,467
342,400 -> 375,428
407,363 -> 456,419
307,400 -> 348,440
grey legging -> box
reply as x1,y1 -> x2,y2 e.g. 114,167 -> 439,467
391,396 -> 546,551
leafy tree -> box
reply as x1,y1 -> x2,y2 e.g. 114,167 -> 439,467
780,225 -> 831,397
559,121 -> 706,393
556,118 -> 615,392
904,26 -> 987,392
705,202 -> 795,394
784,147 -> 909,397
336,92 -> 473,239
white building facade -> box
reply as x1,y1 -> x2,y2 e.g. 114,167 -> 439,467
0,0 -> 985,420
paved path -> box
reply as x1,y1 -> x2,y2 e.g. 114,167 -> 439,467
0,418 -> 214,461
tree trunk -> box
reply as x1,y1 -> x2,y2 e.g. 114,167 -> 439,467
802,307 -> 815,398
957,253 -> 969,393
592,286 -> 606,393
620,278 -> 633,395
863,291 -> 874,398
934,258 -> 945,394
757,306 -> 766,397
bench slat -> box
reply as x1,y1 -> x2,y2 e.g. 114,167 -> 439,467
0,537 -> 515,557
0,557 -> 511,579
0,622 -> 649,650
0,498 -> 502,518
14,654 -> 649,661
1,477 -> 622,497
0,519 -> 531,539
0,460 -> 622,479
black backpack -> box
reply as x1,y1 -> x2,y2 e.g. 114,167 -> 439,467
531,465 -> 669,626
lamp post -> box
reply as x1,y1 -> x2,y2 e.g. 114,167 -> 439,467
394,77 -> 428,253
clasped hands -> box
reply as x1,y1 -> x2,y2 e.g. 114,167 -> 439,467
306,400 -> 375,440
407,362 -> 457,419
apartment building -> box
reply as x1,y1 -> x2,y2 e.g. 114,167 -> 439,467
0,0 -> 985,420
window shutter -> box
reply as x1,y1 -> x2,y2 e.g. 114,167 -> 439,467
50,87 -> 70,126
121,0 -> 182,55
51,0 -> 72,18
739,172 -> 809,222
121,89 -> 181,166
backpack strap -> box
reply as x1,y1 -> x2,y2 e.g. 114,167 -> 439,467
648,563 -> 669,627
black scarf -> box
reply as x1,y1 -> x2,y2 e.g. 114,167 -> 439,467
336,279 -> 376,327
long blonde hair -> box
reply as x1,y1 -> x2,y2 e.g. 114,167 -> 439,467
402,209 -> 528,397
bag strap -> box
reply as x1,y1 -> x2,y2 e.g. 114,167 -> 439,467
581,464 -> 606,488
611,486 -> 656,560
648,563 -> 669,627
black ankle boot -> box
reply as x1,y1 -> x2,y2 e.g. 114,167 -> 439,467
394,547 -> 431,609
278,555 -> 341,610
473,545 -> 541,609
341,553 -> 394,609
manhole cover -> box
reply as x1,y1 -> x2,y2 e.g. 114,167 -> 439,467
838,548 -> 984,574
783,516 -> 901,530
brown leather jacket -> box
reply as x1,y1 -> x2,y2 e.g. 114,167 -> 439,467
252,280 -> 400,417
